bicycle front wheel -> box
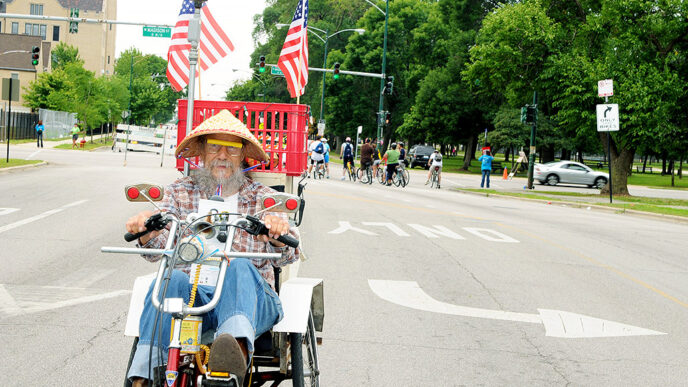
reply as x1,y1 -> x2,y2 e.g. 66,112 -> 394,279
402,169 -> 410,187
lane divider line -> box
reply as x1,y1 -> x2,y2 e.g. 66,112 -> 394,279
0,200 -> 88,234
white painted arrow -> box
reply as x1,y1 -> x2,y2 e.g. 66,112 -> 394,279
368,280 -> 666,338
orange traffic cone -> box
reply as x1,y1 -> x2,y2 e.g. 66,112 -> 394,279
502,167 -> 508,180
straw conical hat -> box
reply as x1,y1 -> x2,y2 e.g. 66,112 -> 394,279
175,109 -> 268,162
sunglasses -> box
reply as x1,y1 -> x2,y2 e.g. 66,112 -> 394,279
206,139 -> 243,155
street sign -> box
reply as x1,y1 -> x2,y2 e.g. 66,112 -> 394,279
1,78 -> 20,101
596,104 -> 619,132
357,125 -> 362,134
121,110 -> 131,119
143,26 -> 171,38
598,79 -> 613,97
270,66 -> 284,76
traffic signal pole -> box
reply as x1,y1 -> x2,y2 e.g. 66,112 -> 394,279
183,1 -> 204,176
527,91 -> 537,189
377,0 -> 390,145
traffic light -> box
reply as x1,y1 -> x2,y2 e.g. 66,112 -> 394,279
69,8 -> 79,33
385,111 -> 391,125
385,76 -> 394,95
521,104 -> 537,124
259,55 -> 266,73
333,62 -> 340,79
31,46 -> 40,66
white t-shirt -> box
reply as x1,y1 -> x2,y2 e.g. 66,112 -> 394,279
429,152 -> 443,167
309,140 -> 324,161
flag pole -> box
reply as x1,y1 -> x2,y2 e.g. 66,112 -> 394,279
296,31 -> 304,105
183,0 -> 204,177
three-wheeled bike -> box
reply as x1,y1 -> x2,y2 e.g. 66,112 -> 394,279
102,101 -> 322,386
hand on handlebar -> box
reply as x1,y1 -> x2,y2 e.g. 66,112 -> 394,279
125,210 -> 162,244
259,214 -> 291,247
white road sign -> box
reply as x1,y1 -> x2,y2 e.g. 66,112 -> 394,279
598,79 -> 613,97
596,104 -> 619,132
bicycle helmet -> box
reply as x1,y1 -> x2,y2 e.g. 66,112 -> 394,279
345,137 -> 351,142
322,138 -> 328,142
391,142 -> 397,149
399,142 -> 404,146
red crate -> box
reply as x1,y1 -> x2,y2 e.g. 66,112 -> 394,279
177,100 -> 309,176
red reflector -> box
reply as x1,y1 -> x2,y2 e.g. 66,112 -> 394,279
127,187 -> 140,199
263,197 -> 276,208
148,187 -> 161,199
286,198 -> 298,211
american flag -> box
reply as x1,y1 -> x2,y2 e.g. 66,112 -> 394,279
166,0 -> 235,92
277,0 -> 309,98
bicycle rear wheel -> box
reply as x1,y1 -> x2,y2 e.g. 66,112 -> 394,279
367,168 -> 373,185
401,169 -> 410,187
392,171 -> 402,187
377,168 -> 386,184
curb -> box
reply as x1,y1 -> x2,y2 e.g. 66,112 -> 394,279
0,161 -> 48,173
455,188 -> 688,225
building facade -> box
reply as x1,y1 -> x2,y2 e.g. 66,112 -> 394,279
0,0 -> 117,109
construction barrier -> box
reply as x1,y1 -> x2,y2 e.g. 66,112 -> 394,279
113,124 -> 177,155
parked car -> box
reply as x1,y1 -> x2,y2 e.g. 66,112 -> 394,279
534,161 -> 609,189
408,145 -> 435,168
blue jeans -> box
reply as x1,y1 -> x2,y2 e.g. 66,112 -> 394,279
127,259 -> 283,380
481,169 -> 491,188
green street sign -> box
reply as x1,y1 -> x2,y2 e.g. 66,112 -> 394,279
143,26 -> 172,38
270,66 -> 284,76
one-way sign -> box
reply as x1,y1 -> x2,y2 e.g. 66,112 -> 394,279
596,104 -> 619,132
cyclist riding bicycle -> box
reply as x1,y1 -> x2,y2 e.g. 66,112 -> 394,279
383,142 -> 401,186
426,149 -> 443,188
307,136 -> 325,178
359,138 -> 374,170
340,137 -> 356,180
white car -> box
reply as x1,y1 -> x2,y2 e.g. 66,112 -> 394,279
534,161 -> 609,189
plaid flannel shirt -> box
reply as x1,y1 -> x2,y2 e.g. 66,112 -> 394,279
140,176 -> 300,290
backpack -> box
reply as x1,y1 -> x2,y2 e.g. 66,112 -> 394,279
434,153 -> 442,162
314,142 -> 324,154
343,143 -> 353,158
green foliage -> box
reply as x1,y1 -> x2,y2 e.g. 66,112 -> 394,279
50,42 -> 83,70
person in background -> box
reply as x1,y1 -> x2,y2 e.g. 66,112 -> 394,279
383,142 -> 400,186
322,138 -> 331,178
479,150 -> 495,188
398,142 -> 406,168
71,123 -> 80,149
340,137 -> 355,180
35,120 -> 44,148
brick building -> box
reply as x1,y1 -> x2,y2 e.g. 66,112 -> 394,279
0,0 -> 117,110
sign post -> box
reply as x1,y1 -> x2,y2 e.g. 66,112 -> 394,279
355,125 -> 363,160
2,77 -> 19,162
597,79 -> 616,203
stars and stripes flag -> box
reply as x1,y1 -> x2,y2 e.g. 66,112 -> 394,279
277,0 -> 309,98
166,0 -> 235,92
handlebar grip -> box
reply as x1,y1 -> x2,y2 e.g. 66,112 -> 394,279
275,233 -> 299,249
124,230 -> 149,243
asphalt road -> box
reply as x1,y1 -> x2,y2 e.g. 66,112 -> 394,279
2,145 -> 688,385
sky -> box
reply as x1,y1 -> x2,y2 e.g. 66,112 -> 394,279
115,0 -> 267,100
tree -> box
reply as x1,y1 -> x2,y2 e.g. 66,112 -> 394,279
50,42 -> 83,70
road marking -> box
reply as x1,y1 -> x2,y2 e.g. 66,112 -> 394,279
369,280 -> 666,338
463,228 -> 519,243
407,224 -> 465,240
0,284 -> 130,317
0,208 -> 19,216
361,222 -> 410,237
0,284 -> 22,317
0,200 -> 88,234
328,221 -> 377,236
27,150 -> 42,159
54,268 -> 117,288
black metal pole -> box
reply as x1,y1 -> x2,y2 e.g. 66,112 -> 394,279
526,91 -> 537,189
5,79 -> 12,163
607,131 -> 613,203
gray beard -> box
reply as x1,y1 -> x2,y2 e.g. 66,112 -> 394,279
191,160 -> 246,197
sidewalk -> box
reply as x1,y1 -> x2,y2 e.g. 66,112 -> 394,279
11,134 -> 111,149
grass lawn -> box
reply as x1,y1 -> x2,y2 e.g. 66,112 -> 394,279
462,188 -> 688,218
54,139 -> 111,151
0,159 -> 42,168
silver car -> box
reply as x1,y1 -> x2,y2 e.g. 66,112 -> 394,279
534,161 -> 609,189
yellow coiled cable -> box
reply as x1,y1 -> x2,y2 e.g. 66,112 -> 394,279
195,344 -> 210,374
188,262 -> 202,307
